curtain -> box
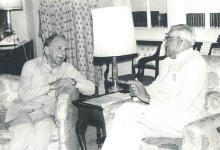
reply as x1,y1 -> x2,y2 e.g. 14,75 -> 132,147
39,0 -> 102,85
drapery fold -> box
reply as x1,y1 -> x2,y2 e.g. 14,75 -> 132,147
39,0 -> 102,85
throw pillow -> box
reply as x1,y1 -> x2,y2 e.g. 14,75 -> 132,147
207,57 -> 220,92
207,71 -> 219,91
204,91 -> 220,116
0,75 -> 19,111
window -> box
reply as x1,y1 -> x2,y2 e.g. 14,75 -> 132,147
185,0 -> 205,28
149,0 -> 167,27
132,11 -> 147,27
0,10 -> 7,40
208,0 -> 220,28
185,0 -> 220,29
131,0 -> 167,28
210,13 -> 220,28
186,13 -> 205,28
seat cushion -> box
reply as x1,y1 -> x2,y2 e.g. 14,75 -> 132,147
0,75 -> 19,111
182,113 -> 220,150
0,130 -> 11,150
0,128 -> 60,150
140,137 -> 182,150
205,91 -> 220,115
203,55 -> 220,92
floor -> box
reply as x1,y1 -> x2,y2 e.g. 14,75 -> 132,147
85,126 -> 101,150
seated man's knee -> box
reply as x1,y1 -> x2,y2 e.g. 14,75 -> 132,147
10,123 -> 34,135
120,102 -> 134,109
37,117 -> 55,129
119,102 -> 141,112
116,102 -> 140,116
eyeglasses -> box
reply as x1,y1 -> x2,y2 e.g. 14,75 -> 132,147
56,47 -> 67,53
163,36 -> 181,42
50,46 -> 67,54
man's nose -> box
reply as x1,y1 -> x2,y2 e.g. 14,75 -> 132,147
60,49 -> 66,56
61,52 -> 66,57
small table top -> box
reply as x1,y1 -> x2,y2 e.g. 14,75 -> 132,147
84,92 -> 131,107
0,40 -> 30,51
73,92 -> 131,109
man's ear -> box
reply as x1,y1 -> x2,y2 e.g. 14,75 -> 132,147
177,38 -> 183,46
177,38 -> 185,51
44,46 -> 49,55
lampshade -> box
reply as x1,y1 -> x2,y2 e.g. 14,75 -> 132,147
92,6 -> 137,57
0,0 -> 23,10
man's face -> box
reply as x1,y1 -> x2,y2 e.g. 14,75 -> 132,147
164,32 -> 181,59
46,37 -> 67,67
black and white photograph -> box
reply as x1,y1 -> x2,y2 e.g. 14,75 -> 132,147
0,0 -> 220,150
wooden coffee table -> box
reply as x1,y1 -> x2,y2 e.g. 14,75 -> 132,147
73,92 -> 131,150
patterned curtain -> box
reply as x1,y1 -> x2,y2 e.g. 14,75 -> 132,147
38,0 -> 102,85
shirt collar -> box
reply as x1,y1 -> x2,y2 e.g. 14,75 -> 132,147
42,55 -> 51,71
175,47 -> 194,60
165,47 -> 194,64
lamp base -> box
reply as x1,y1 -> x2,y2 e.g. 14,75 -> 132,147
3,30 -> 14,37
108,56 -> 123,93
108,82 -> 122,93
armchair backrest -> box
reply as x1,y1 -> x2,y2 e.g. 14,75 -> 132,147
208,42 -> 220,55
203,55 -> 220,91
203,55 -> 220,115
193,42 -> 203,51
134,40 -> 163,81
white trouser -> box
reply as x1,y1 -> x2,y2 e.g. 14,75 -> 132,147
8,117 -> 55,150
102,102 -> 198,150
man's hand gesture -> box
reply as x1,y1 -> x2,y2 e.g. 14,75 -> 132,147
49,78 -> 77,94
129,80 -> 150,104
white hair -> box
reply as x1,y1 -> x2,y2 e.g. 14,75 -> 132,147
169,24 -> 196,46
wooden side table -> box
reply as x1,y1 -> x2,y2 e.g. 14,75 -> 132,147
0,40 -> 34,75
73,92 -> 131,150
73,95 -> 106,150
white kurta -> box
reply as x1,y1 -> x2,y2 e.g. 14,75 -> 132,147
6,56 -> 95,150
6,56 -> 95,122
102,49 -> 207,150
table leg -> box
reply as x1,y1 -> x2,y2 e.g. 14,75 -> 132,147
96,127 -> 101,148
75,119 -> 87,150
96,126 -> 106,148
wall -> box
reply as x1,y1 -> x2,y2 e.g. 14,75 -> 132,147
11,9 -> 28,40
11,0 -> 43,57
31,0 -> 43,57
10,0 -> 220,86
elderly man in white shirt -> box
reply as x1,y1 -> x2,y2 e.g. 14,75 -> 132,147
6,33 -> 95,150
101,24 -> 207,150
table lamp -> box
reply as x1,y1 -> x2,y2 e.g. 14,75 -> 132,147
0,0 -> 23,35
92,6 -> 137,92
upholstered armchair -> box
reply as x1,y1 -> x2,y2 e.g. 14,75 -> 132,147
181,55 -> 220,150
103,55 -> 220,150
0,74 -> 79,150
139,55 -> 220,150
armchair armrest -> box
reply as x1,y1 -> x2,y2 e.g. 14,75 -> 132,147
56,85 -> 79,150
137,55 -> 158,68
182,113 -> 220,150
136,55 -> 159,81
205,91 -> 220,116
